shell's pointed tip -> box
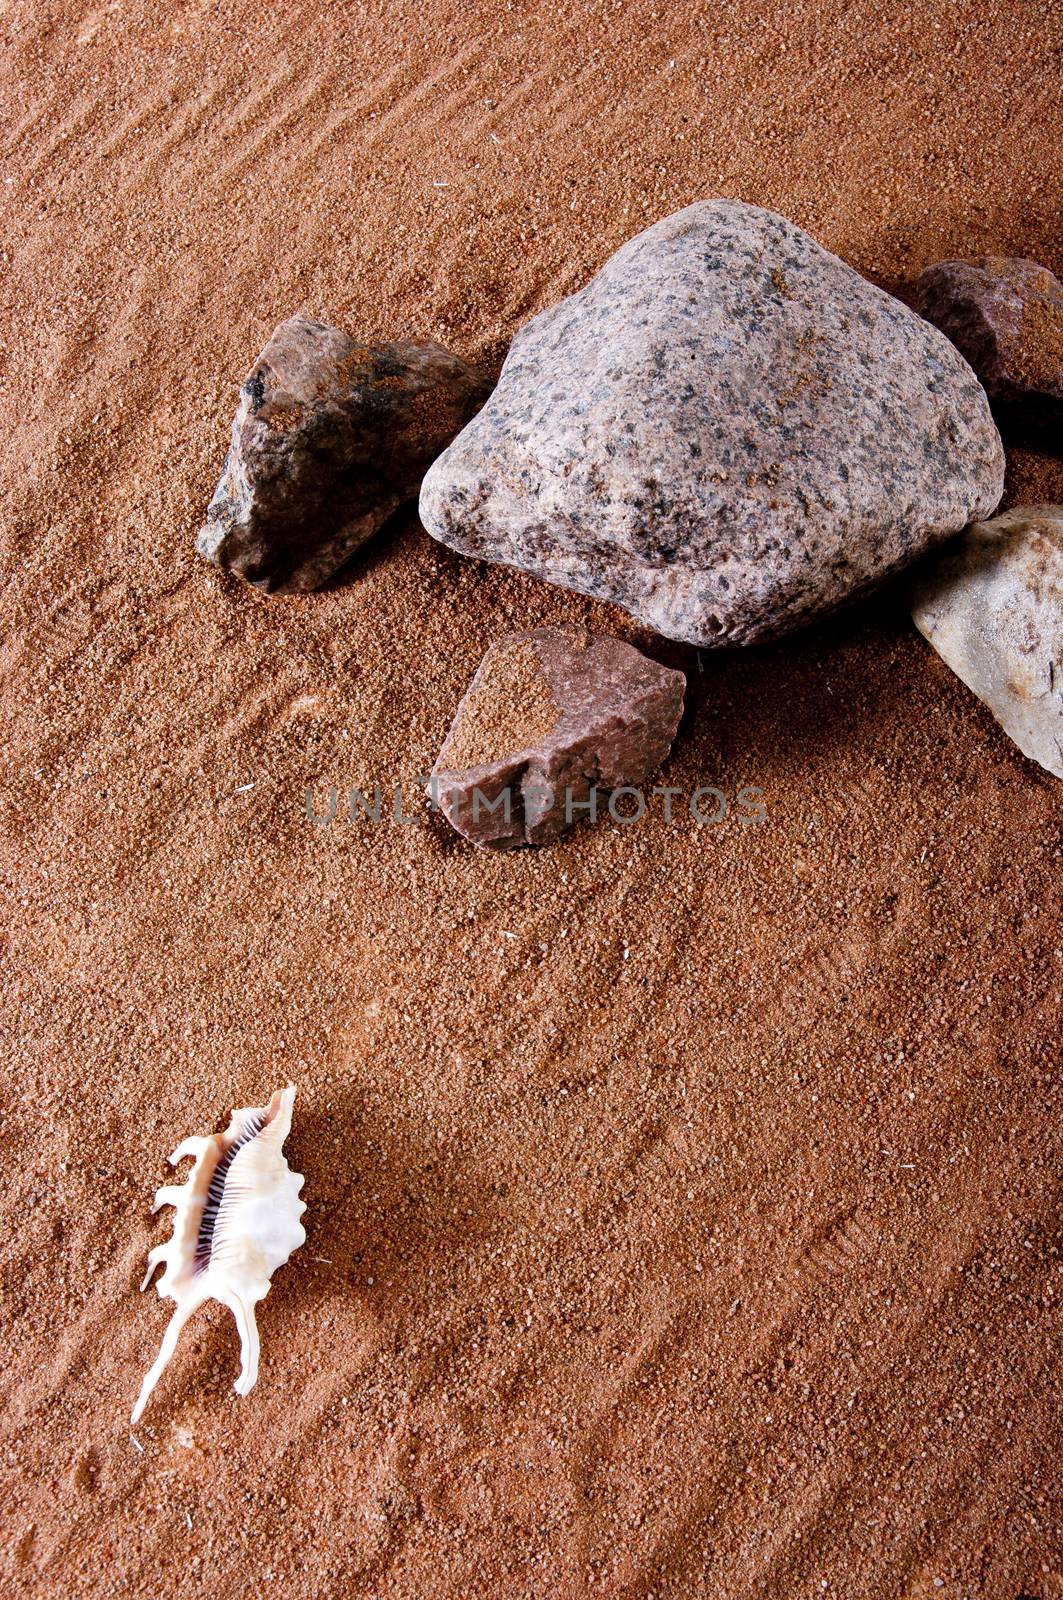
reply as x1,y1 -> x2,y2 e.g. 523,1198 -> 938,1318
140,1244 -> 166,1291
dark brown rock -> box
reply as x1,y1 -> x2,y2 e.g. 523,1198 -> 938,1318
429,626 -> 686,849
197,315 -> 491,592
914,256 -> 1063,433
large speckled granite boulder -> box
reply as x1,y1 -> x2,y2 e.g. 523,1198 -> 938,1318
914,256 -> 1063,433
420,201 -> 1005,646
912,505 -> 1063,779
198,315 -> 490,593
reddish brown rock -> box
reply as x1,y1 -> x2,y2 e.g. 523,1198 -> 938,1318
429,627 -> 686,849
197,315 -> 491,592
914,256 -> 1063,433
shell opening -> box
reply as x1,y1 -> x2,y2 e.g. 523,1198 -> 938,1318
194,1112 -> 265,1274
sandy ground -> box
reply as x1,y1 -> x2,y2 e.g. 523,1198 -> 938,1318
1,1 -> 1061,1596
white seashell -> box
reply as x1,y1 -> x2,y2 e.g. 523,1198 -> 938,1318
131,1085 -> 306,1425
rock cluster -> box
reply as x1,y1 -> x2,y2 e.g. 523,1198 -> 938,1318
419,200 -> 1004,647
912,505 -> 1063,778
429,627 -> 686,848
193,209 -> 1063,811
914,256 -> 1063,433
197,315 -> 490,592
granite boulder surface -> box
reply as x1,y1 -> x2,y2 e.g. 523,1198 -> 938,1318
420,201 -> 1004,646
198,315 -> 490,592
912,505 -> 1063,779
429,627 -> 686,848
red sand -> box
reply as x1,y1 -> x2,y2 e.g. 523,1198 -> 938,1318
1,2 -> 1060,1596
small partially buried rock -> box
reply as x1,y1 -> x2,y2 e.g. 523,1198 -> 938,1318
420,200 -> 1004,647
912,505 -> 1063,779
914,257 -> 1063,432
429,627 -> 686,848
197,315 -> 490,592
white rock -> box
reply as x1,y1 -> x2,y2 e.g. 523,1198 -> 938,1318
912,504 -> 1063,778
